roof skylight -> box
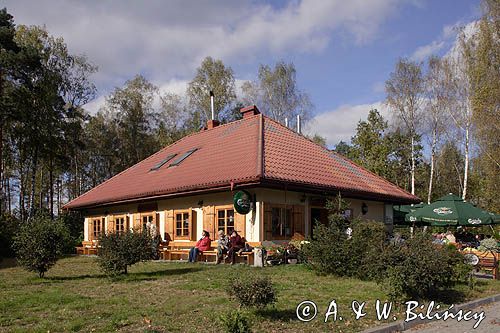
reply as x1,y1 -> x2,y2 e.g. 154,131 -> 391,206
169,148 -> 198,167
150,154 -> 177,171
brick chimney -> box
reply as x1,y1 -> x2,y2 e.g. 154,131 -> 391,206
240,105 -> 260,119
206,119 -> 220,129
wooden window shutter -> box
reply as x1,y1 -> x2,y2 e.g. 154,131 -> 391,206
126,216 -> 130,231
191,210 -> 197,241
133,213 -> 141,231
293,205 -> 305,237
164,210 -> 174,241
155,212 -> 160,232
108,216 -> 115,233
235,212 -> 245,238
88,219 -> 93,241
203,206 -> 215,239
263,202 -> 273,241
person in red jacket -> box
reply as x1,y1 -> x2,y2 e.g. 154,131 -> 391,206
188,230 -> 211,262
227,230 -> 245,265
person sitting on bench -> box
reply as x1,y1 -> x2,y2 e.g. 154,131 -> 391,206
216,230 -> 230,264
227,230 -> 245,265
188,230 -> 211,263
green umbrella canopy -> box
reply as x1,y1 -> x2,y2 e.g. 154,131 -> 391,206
406,193 -> 496,226
395,203 -> 426,225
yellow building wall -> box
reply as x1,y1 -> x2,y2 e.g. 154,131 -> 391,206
82,188 -> 391,243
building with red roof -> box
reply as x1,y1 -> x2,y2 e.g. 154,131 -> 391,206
66,106 -> 419,255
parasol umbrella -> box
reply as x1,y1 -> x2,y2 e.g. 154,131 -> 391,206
394,203 -> 426,225
405,193 -> 497,226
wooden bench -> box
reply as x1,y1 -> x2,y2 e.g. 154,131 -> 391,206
163,242 -> 218,262
163,241 -> 261,264
75,241 -> 99,255
463,249 -> 499,280
478,257 -> 498,279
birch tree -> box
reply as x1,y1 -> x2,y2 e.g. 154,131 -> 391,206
385,58 -> 425,195
241,61 -> 313,128
424,56 -> 452,203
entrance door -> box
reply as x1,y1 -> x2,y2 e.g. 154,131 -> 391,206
310,208 -> 329,236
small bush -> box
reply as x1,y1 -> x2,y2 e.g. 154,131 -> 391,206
301,212 -> 388,278
13,214 -> 70,278
219,310 -> 252,333
228,276 -> 277,308
97,230 -> 152,275
383,232 -> 468,301
478,238 -> 499,252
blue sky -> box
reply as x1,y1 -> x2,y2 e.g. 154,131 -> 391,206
4,0 -> 480,146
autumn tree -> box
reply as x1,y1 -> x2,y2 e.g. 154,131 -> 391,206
187,57 -> 236,128
423,56 -> 452,203
461,0 -> 500,210
104,75 -> 158,169
385,58 -> 425,195
241,61 -> 313,128
157,92 -> 190,147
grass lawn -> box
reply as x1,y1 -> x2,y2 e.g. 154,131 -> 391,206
0,256 -> 499,333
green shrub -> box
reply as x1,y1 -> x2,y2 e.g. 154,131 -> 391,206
97,230 -> 152,275
228,276 -> 277,308
219,310 -> 252,333
13,214 -> 70,278
58,211 -> 85,253
301,213 -> 350,276
0,213 -> 20,259
478,238 -> 499,252
301,212 -> 388,278
383,232 -> 468,301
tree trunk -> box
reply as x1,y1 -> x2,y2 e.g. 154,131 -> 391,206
7,176 -> 11,214
427,131 -> 437,204
410,136 -> 415,195
29,148 -> 38,220
49,157 -> 54,218
462,125 -> 470,200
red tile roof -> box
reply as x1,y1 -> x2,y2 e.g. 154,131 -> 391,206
64,112 -> 419,209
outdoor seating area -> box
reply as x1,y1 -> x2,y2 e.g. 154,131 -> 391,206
76,239 -> 259,265
395,193 -> 500,280
161,241 -> 258,264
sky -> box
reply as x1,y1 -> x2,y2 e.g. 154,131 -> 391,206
4,0 -> 481,147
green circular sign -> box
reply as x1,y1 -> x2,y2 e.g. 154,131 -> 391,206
233,190 -> 252,215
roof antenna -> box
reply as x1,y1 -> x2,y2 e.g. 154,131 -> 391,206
297,114 -> 301,134
285,117 -> 288,127
209,90 -> 215,120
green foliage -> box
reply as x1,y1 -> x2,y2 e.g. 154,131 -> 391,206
97,230 -> 152,275
0,213 -> 20,259
228,276 -> 277,308
187,56 -> 236,126
241,60 -> 312,127
303,202 -> 469,301
13,214 -> 70,277
301,211 -> 388,279
219,310 -> 252,333
478,238 -> 499,252
383,233 -> 468,301
57,210 -> 84,253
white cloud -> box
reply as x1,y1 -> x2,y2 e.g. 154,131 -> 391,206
82,95 -> 106,115
410,40 -> 445,61
5,0 -> 406,92
307,102 -> 390,147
